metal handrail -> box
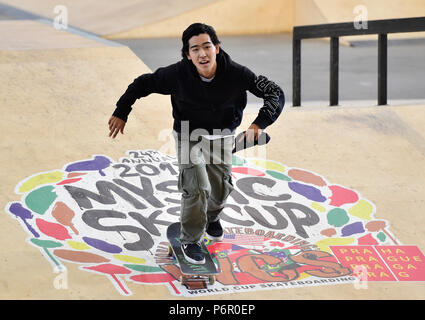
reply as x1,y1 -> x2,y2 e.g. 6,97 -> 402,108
292,16 -> 425,106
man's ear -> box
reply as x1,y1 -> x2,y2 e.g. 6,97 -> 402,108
215,44 -> 220,54
186,51 -> 192,60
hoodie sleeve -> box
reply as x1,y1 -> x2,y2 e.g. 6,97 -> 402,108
243,68 -> 285,129
112,64 -> 178,122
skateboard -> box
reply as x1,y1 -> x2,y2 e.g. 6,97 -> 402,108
167,222 -> 219,286
232,130 -> 271,153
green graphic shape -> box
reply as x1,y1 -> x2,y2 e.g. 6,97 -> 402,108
124,264 -> 163,273
327,208 -> 350,227
232,155 -> 246,166
30,238 -> 64,269
377,232 -> 387,242
25,186 -> 57,215
266,170 -> 291,181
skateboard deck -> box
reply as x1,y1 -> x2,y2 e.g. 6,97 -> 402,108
166,222 -> 219,284
232,130 -> 270,153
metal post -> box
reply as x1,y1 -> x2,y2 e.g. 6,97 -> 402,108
378,33 -> 388,105
293,38 -> 301,106
330,37 -> 339,106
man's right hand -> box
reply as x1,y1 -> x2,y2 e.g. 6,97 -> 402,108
108,116 -> 126,139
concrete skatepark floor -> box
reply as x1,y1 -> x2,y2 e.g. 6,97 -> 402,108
1,2 -> 425,302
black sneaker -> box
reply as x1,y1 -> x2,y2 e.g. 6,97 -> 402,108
206,220 -> 224,241
181,243 -> 205,264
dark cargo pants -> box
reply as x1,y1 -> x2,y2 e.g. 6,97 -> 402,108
173,131 -> 234,244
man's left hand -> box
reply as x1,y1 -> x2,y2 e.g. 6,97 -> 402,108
238,123 -> 262,144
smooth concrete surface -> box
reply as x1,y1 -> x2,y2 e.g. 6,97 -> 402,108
0,20 -> 113,50
1,20 -> 425,300
0,20 -> 173,299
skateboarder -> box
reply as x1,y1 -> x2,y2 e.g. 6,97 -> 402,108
108,23 -> 285,264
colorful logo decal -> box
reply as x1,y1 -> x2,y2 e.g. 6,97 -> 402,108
330,245 -> 425,282
5,150 -> 401,297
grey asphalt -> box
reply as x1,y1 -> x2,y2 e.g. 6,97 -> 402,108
1,4 -> 424,106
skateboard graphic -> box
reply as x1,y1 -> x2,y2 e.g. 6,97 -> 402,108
167,222 -> 219,286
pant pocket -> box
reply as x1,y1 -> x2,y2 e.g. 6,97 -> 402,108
221,173 -> 234,201
178,164 -> 210,199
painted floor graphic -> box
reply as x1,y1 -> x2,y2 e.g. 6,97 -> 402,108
330,245 -> 425,282
5,149 -> 422,297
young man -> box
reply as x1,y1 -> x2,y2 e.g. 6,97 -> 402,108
108,23 -> 285,264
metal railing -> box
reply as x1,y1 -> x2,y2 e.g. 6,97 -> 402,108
292,17 -> 425,107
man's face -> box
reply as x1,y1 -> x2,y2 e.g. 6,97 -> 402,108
186,33 -> 219,79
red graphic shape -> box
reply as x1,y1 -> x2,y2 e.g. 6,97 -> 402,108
358,234 -> 379,245
208,242 -> 233,253
56,178 -> 82,185
131,273 -> 174,283
330,246 -> 397,281
232,167 -> 265,176
267,241 -> 300,250
296,264 -> 332,275
131,273 -> 179,295
375,246 -> 425,281
84,264 -> 131,295
283,246 -> 301,250
269,241 -> 285,248
235,272 -> 268,285
328,185 -> 359,207
85,263 -> 130,274
36,218 -> 72,240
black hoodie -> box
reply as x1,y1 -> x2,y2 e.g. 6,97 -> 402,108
113,49 -> 285,135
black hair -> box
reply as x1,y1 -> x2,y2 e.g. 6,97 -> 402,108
181,23 -> 221,59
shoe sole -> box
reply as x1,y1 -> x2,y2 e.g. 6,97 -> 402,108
205,233 -> 223,241
181,248 -> 206,265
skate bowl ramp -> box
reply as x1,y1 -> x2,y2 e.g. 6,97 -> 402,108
1,20 -> 425,300
1,0 -> 424,40
0,0 -> 217,36
0,0 -> 294,39
103,0 -> 294,39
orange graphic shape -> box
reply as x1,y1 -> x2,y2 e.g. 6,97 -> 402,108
53,249 -> 110,263
288,169 -> 327,186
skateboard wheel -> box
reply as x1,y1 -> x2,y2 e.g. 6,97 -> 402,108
180,276 -> 186,285
209,275 -> 215,285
